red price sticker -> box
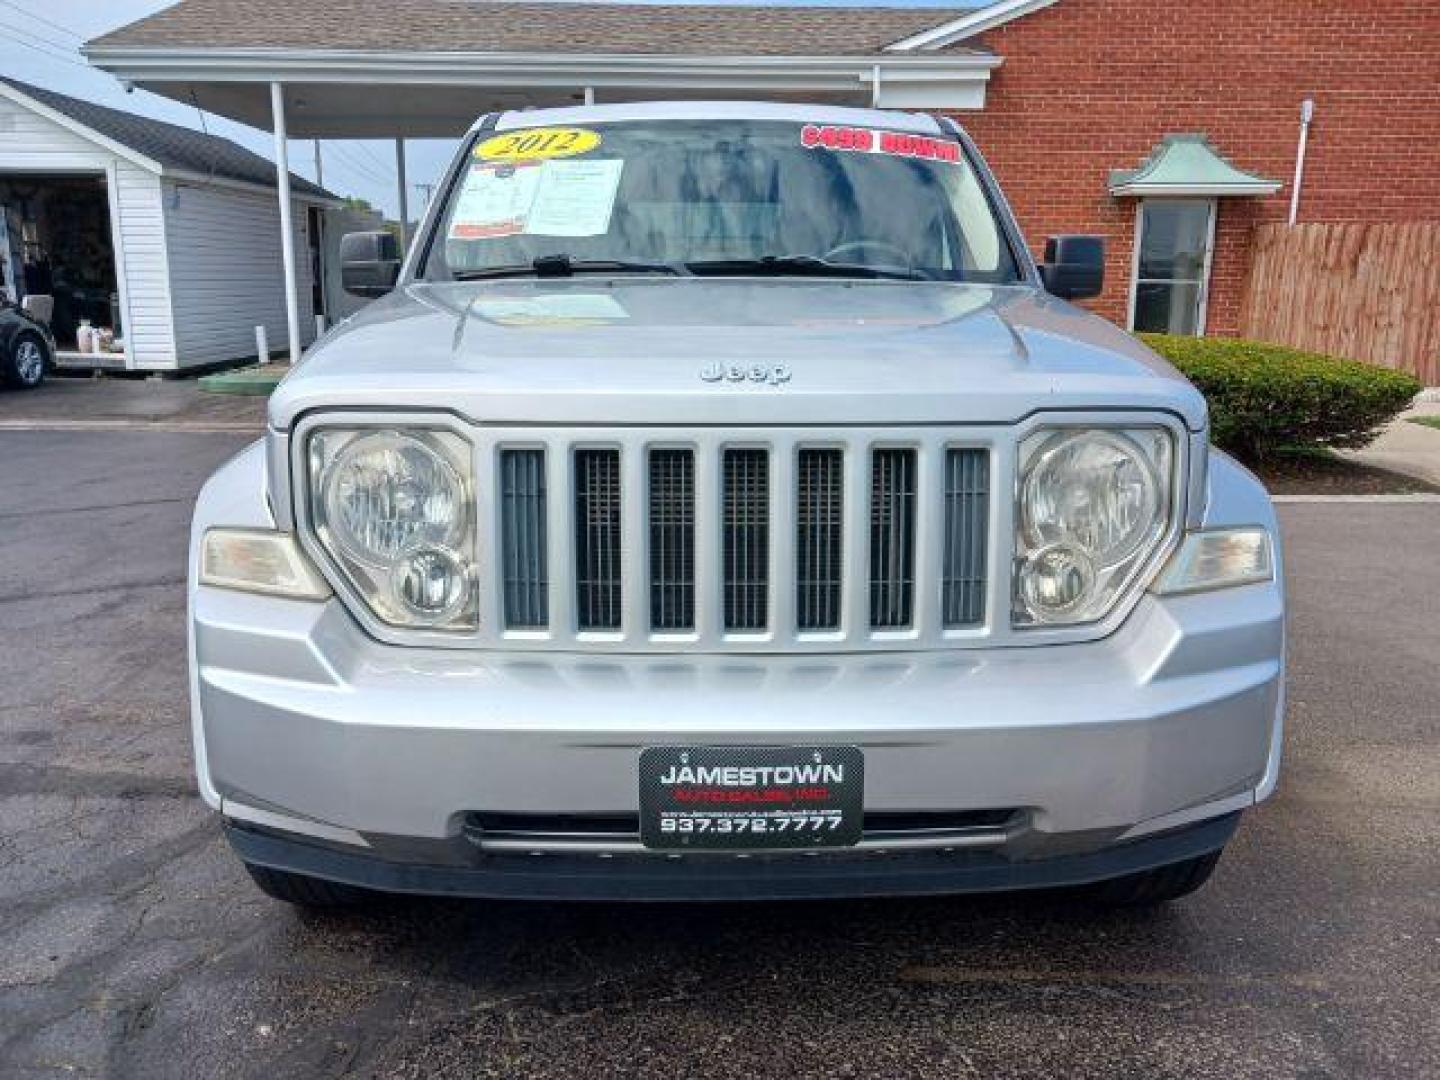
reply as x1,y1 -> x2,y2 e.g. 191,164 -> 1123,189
800,124 -> 962,164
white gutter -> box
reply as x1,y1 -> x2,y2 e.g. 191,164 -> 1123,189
83,45 -> 1004,88
1288,98 -> 1315,226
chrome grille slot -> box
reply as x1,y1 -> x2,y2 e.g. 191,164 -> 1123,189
869,448 -> 916,629
796,448 -> 843,631
723,448 -> 770,632
574,448 -> 622,631
499,449 -> 548,629
942,448 -> 989,627
648,448 -> 695,631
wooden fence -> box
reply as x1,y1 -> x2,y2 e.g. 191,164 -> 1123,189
1240,221 -> 1440,385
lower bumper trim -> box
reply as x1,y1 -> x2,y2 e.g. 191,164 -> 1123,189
225,812 -> 1242,903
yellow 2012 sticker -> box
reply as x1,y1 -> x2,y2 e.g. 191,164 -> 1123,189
475,127 -> 602,163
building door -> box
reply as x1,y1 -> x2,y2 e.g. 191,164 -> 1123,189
1128,199 -> 1216,336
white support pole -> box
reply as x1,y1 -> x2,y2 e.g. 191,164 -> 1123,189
312,139 -> 323,187
583,86 -> 595,106
395,138 -> 410,252
270,82 -> 302,364
1288,98 -> 1315,227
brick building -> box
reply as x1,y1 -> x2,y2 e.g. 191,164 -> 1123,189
949,0 -> 1440,336
83,0 -> 1440,355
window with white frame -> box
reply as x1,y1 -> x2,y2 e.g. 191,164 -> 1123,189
1128,199 -> 1215,336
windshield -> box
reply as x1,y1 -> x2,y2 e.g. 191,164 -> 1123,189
421,119 -> 1021,283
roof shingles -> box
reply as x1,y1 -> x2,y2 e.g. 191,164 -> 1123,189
88,0 -> 980,57
1,76 -> 334,198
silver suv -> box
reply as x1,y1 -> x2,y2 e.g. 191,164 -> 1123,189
189,103 -> 1283,907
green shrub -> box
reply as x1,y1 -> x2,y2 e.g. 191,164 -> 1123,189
1140,334 -> 1422,464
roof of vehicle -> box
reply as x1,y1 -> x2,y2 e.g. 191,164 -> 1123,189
488,101 -> 948,135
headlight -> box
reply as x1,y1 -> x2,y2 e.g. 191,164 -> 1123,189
307,428 -> 477,629
1014,427 -> 1175,627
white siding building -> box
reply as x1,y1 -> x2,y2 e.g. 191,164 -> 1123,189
0,77 -> 338,370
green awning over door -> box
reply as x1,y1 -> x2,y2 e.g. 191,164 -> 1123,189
1109,134 -> 1281,198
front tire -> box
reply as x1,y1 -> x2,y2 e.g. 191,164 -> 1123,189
1084,849 -> 1223,907
5,333 -> 48,389
244,862 -> 378,907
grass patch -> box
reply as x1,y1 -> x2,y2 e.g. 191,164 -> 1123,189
1407,415 -> 1440,432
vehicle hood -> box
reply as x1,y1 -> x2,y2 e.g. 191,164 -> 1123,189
270,280 -> 1207,430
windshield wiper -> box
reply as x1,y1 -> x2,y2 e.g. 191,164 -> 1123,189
685,255 -> 930,282
451,255 -> 682,281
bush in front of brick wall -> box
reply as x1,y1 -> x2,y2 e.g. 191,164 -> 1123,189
1141,335 -> 1422,465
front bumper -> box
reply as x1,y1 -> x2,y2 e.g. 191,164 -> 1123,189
190,442 -> 1284,899
226,811 -> 1242,902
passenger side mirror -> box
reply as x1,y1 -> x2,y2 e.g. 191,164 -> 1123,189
340,231 -> 402,298
1041,235 -> 1105,300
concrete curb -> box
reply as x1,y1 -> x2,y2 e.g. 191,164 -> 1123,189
0,419 -> 260,433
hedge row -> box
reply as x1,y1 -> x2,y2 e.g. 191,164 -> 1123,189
1140,334 -> 1422,464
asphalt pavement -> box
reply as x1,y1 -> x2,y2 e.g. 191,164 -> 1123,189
1,422 -> 1436,1079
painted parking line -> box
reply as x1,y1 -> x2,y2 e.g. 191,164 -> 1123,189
0,418 -> 260,434
1272,493 -> 1440,504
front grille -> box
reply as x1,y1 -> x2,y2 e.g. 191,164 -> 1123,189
796,448 -> 843,631
464,809 -> 1022,855
486,432 -> 991,648
942,448 -> 989,627
723,448 -> 770,632
499,449 -> 548,629
574,449 -> 622,631
649,449 -> 695,631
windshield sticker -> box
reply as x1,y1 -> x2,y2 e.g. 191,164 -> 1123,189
449,159 -> 624,240
525,159 -> 625,237
448,162 -> 544,239
476,127 -> 602,163
800,124 -> 961,164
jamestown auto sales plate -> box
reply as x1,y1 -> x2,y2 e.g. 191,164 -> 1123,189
639,746 -> 864,851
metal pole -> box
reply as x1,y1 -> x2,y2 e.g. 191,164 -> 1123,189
395,138 -> 409,251
584,86 -> 595,106
312,139 -> 323,187
270,82 -> 301,364
1288,98 -> 1315,227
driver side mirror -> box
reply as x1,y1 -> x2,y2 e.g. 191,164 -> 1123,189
1041,235 -> 1105,300
340,231 -> 401,298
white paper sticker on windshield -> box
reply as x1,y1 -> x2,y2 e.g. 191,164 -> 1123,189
448,159 -> 624,240
448,162 -> 543,240
525,159 -> 625,237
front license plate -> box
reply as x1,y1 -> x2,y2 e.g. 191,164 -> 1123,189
639,745 -> 864,851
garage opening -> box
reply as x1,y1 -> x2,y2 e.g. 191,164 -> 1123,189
0,172 -> 127,368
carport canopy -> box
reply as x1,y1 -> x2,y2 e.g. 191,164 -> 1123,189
83,0 -> 1012,360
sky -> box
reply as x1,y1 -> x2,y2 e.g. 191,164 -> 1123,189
1,0 -> 985,219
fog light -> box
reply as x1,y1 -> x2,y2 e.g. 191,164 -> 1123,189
1020,543 -> 1096,622
391,546 -> 471,623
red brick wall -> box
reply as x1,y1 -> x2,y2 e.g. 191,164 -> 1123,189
954,0 -> 1440,334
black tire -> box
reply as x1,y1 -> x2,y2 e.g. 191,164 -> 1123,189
5,332 -> 48,389
244,862 -> 378,907
1083,849 -> 1223,907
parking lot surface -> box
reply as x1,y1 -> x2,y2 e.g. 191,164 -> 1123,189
1,427 -> 1437,1078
